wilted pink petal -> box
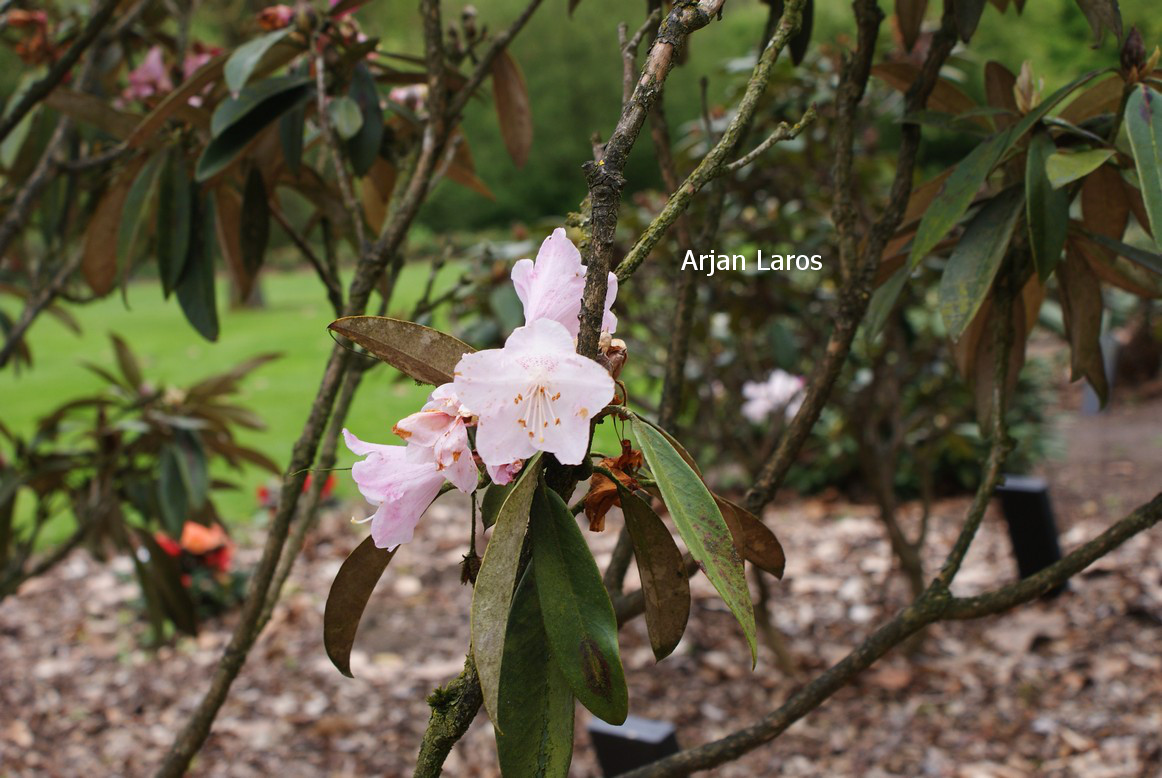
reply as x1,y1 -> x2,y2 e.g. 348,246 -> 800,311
487,459 -> 523,486
343,429 -> 446,550
453,318 -> 615,466
511,228 -> 618,338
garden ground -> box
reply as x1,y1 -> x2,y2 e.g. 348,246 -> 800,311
1,367 -> 1160,776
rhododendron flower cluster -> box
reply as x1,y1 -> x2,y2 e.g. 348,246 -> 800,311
741,368 -> 805,424
345,229 -> 619,550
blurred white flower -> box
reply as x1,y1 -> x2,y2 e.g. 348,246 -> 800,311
741,369 -> 805,424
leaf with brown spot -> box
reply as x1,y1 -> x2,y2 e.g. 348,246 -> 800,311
616,483 -> 689,662
328,316 -> 474,385
531,484 -> 627,724
716,497 -> 786,579
491,50 -> 533,168
324,536 -> 396,677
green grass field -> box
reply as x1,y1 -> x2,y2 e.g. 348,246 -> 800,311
1,264 -> 465,541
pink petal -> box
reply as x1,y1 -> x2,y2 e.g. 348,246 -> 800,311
511,229 -> 587,338
486,460 -> 523,486
343,428 -> 400,458
364,467 -> 446,550
602,271 -> 619,334
393,409 -> 455,448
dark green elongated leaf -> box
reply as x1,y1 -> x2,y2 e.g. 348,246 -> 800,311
134,528 -> 198,636
790,0 -> 813,66
175,195 -> 220,342
480,479 -> 516,531
1072,0 -> 1122,47
347,62 -> 384,177
939,187 -> 1024,338
116,152 -> 164,288
1026,131 -> 1069,281
197,78 -> 315,182
910,70 -> 1105,267
954,0 -> 987,41
615,483 -> 689,661
716,497 -> 786,579
158,445 -> 190,536
491,50 -> 532,168
472,454 -> 543,725
328,95 -> 363,141
1125,85 -> 1162,252
324,535 -> 397,677
111,334 -> 143,391
1045,148 -> 1115,188
496,568 -> 575,778
241,167 -> 270,276
1058,247 -> 1108,405
328,316 -> 474,385
531,484 -> 627,724
1083,230 -> 1162,275
631,417 -> 757,664
225,28 -> 292,93
174,429 -> 209,512
278,92 -> 306,177
157,149 -> 192,296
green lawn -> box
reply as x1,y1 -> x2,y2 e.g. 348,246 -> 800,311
2,264 -> 465,541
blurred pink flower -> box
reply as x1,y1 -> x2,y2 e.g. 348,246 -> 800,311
124,47 -> 173,103
257,4 -> 294,30
511,228 -> 617,339
741,369 -> 805,424
389,84 -> 428,114
343,430 -> 447,550
453,318 -> 615,466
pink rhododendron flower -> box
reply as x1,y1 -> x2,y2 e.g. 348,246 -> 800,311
182,43 -> 218,80
392,383 -> 477,493
511,228 -> 617,339
124,47 -> 173,103
343,430 -> 448,550
741,369 -> 805,424
453,318 -> 616,466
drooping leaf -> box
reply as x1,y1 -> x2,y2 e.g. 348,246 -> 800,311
347,62 -> 384,177
1084,230 -> 1162,275
444,134 -> 494,200
491,50 -> 533,168
174,429 -> 210,512
1072,233 -> 1162,298
495,568 -> 575,777
134,529 -> 198,636
158,445 -> 190,536
865,264 -> 910,339
615,483 -> 690,661
328,316 -> 474,385
45,88 -> 141,140
790,0 -> 813,66
896,0 -> 929,52
324,535 -> 397,677
939,187 -> 1023,339
531,484 -> 627,724
225,28 -> 292,94
1124,84 -> 1162,252
1058,247 -> 1108,404
1044,148 -> 1115,188
954,0 -> 987,41
157,149 -> 192,297
631,417 -> 757,664
116,152 -> 165,288
983,61 -> 1018,130
968,292 -> 1028,427
111,334 -> 144,391
1059,74 -> 1123,124
197,77 -> 315,182
1072,0 -> 1122,47
175,195 -> 220,342
83,157 -> 145,296
910,70 -> 1105,267
328,95 -> 364,141
1026,131 -> 1070,281
716,497 -> 786,579
472,454 -> 543,725
1081,163 -> 1130,250
241,167 -> 270,276
872,62 -> 979,118
212,186 -> 254,301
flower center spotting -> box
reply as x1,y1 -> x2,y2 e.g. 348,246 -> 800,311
515,382 -> 563,443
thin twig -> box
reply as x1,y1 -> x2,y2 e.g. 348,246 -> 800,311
721,104 -> 817,174
268,202 -> 344,315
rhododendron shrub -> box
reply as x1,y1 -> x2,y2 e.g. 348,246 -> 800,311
327,228 -> 780,763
